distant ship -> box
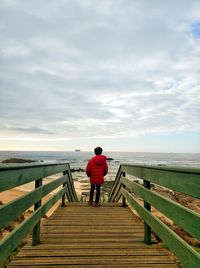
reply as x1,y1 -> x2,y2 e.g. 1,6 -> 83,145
75,149 -> 81,152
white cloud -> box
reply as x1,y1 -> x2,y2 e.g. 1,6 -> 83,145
0,0 -> 200,151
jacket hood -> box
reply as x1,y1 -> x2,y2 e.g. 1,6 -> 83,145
92,155 -> 107,166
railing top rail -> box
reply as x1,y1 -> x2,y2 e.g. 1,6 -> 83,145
120,163 -> 200,174
0,162 -> 72,192
0,161 -> 70,171
109,163 -> 200,201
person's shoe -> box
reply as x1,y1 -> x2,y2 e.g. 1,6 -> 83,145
94,202 -> 100,207
88,201 -> 93,206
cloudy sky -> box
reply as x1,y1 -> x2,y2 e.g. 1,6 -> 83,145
0,0 -> 200,152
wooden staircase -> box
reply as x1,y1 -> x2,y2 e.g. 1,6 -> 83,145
8,203 -> 178,268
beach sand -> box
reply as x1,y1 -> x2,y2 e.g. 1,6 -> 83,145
0,188 -> 27,204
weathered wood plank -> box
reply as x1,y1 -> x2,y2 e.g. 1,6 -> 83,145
122,164 -> 200,198
17,248 -> 168,257
66,179 -> 76,202
23,242 -> 160,249
66,170 -> 78,202
9,262 -> 177,268
122,163 -> 200,175
42,229 -> 144,233
108,165 -> 123,202
0,163 -> 70,191
8,256 -> 176,265
8,204 -> 179,268
112,175 -> 126,202
143,167 -> 200,198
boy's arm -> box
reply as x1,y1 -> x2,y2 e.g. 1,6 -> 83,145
104,161 -> 108,176
86,161 -> 91,177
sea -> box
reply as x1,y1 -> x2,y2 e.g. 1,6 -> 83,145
0,151 -> 200,168
0,151 -> 200,193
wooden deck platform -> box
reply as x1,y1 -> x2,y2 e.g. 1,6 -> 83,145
8,203 -> 179,267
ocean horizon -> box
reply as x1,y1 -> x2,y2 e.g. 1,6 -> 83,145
0,150 -> 200,168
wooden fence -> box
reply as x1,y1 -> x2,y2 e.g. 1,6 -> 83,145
0,162 -> 78,267
1,162 -> 200,267
108,164 -> 200,268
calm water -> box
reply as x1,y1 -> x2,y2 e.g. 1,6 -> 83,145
0,151 -> 200,192
0,151 -> 200,168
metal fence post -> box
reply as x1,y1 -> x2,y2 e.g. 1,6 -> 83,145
32,178 -> 42,246
143,179 -> 151,244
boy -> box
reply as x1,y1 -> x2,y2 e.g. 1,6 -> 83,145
86,147 -> 108,206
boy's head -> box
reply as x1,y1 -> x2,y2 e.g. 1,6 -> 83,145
94,146 -> 103,155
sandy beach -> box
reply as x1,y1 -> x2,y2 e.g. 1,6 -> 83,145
0,188 -> 27,204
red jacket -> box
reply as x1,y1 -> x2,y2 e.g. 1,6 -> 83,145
86,155 -> 108,184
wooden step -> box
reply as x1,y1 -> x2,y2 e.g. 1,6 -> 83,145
8,203 -> 179,268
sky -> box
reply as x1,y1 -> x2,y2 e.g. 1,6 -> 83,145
0,0 -> 200,153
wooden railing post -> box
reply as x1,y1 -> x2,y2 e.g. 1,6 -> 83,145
62,170 -> 68,205
122,172 -> 127,207
32,178 -> 42,246
143,179 -> 151,244
62,180 -> 66,207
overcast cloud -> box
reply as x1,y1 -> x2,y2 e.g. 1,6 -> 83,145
0,0 -> 200,152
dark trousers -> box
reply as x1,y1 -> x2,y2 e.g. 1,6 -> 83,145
89,184 -> 101,203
